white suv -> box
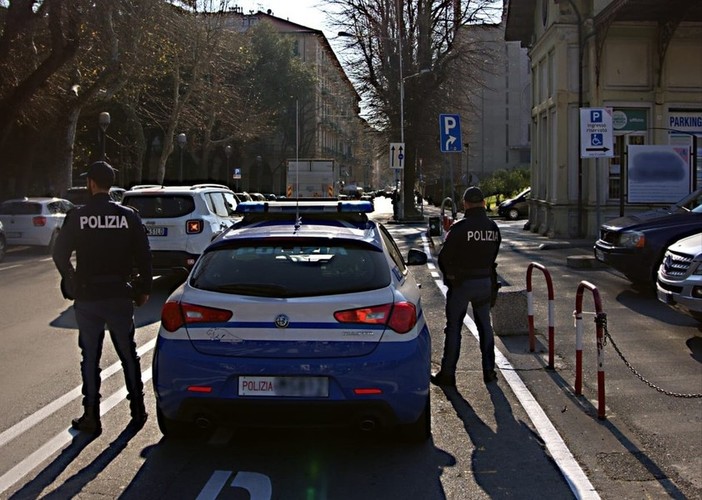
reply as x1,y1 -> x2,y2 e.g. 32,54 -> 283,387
656,232 -> 702,323
121,184 -> 241,275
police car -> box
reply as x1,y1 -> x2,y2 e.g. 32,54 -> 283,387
153,200 -> 432,440
121,184 -> 241,275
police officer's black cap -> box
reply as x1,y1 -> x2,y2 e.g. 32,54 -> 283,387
81,161 -> 116,187
463,186 -> 484,203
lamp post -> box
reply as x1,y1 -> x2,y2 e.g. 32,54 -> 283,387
177,133 -> 186,183
98,112 -> 111,161
225,145 -> 232,186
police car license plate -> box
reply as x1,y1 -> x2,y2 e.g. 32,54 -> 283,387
238,376 -> 329,397
7,232 -> 20,238
147,227 -> 167,236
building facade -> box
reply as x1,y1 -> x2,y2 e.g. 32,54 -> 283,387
464,23 -> 531,183
223,9 -> 369,195
506,0 -> 702,238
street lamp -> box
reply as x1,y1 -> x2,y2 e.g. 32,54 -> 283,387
225,144 -> 232,186
98,112 -> 111,161
177,132 -> 186,183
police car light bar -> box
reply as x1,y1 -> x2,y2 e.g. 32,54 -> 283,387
235,200 -> 374,214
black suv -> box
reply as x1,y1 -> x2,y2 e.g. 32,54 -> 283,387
594,189 -> 702,285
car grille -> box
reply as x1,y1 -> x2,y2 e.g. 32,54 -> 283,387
660,250 -> 693,278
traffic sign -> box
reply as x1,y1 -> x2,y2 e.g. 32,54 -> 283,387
389,142 -> 405,169
232,168 -> 242,180
580,108 -> 614,158
439,114 -> 462,152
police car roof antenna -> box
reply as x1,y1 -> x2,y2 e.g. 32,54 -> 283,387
294,99 -> 301,230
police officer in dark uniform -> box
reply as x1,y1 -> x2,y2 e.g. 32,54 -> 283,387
432,186 -> 501,386
53,161 -> 152,434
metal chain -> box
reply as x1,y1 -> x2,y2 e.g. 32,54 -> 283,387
595,313 -> 702,398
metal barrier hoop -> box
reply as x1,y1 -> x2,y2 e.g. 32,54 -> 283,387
526,262 -> 556,369
573,280 -> 606,420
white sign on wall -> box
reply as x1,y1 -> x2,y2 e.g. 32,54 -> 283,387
580,108 -> 614,158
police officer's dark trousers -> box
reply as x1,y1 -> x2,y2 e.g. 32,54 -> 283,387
441,276 -> 495,376
74,298 -> 144,410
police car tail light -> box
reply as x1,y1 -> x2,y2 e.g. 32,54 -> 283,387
32,216 -> 47,226
161,301 -> 232,332
186,219 -> 203,234
334,302 -> 416,334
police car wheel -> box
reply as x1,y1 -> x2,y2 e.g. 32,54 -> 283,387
156,406 -> 192,439
396,396 -> 431,442
0,235 -> 6,262
507,208 -> 520,220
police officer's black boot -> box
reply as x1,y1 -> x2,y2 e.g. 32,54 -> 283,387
129,394 -> 148,430
72,405 -> 102,434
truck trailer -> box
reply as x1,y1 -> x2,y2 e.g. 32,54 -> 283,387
286,159 -> 337,198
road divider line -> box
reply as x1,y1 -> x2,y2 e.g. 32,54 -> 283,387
0,338 -> 156,449
0,368 -> 153,495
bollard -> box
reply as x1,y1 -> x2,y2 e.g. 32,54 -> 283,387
439,197 -> 457,242
526,262 -> 556,369
573,280 -> 606,420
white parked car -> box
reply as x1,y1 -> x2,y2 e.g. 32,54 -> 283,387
0,197 -> 74,253
121,184 -> 241,275
656,232 -> 702,322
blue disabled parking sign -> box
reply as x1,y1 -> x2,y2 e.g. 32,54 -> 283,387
580,108 -> 613,158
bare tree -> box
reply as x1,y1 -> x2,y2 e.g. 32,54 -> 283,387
328,0 -> 500,216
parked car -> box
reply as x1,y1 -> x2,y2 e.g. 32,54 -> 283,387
0,197 -> 74,253
248,192 -> 267,201
656,232 -> 702,322
497,188 -> 530,220
594,188 -> 702,285
234,192 -> 253,202
0,220 -> 6,262
121,184 -> 241,275
64,186 -> 125,206
153,200 -> 431,441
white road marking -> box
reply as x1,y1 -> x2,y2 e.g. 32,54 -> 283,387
0,368 -> 153,495
0,265 -> 22,271
0,338 -> 156,449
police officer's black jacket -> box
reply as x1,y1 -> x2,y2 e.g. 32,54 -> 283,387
438,206 -> 501,282
53,192 -> 153,300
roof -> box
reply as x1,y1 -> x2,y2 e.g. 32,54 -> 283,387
505,0 -> 702,48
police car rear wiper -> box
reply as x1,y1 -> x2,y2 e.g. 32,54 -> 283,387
211,283 -> 290,297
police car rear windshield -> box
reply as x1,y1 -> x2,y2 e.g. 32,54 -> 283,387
190,239 -> 390,298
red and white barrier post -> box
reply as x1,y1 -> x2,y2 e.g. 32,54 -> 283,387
574,280 -> 606,420
526,262 -> 556,369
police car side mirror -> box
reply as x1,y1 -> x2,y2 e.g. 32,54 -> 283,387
406,248 -> 427,266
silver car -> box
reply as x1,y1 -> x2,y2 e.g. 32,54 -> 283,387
0,197 -> 74,253
656,232 -> 702,322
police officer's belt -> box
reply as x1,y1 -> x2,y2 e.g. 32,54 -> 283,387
456,269 -> 491,279
86,274 -> 127,284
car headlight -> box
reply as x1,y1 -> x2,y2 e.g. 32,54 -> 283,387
693,263 -> 702,275
619,230 -> 645,248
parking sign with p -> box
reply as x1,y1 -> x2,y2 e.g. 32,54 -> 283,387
439,114 -> 462,153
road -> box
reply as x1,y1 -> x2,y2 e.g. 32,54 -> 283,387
0,197 -> 699,499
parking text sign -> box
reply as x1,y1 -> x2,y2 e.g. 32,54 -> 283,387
580,108 -> 614,158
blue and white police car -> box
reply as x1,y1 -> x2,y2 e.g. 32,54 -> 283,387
153,200 -> 432,441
